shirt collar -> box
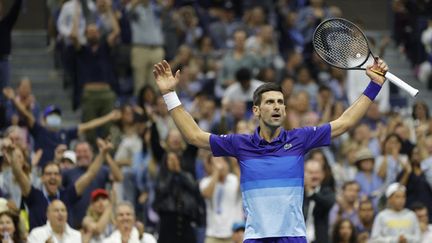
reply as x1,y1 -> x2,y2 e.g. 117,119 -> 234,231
252,126 -> 285,146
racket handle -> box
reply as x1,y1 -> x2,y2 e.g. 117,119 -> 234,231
385,72 -> 419,97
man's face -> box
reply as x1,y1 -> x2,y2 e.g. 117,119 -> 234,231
116,205 -> 135,232
358,202 -> 374,222
253,91 -> 286,129
86,24 -> 101,44
388,191 -> 406,211
304,161 -> 324,188
75,143 -> 93,167
343,183 -> 360,204
42,164 -> 62,195
415,208 -> 429,225
47,200 -> 68,227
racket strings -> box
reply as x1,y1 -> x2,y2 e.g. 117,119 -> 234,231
313,19 -> 370,69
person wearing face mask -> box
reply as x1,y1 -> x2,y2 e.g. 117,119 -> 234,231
2,85 -> 122,168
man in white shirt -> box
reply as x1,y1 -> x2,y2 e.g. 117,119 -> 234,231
103,202 -> 156,243
27,200 -> 82,243
200,155 -> 242,243
223,67 -> 263,103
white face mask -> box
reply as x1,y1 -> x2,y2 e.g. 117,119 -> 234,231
46,115 -> 62,128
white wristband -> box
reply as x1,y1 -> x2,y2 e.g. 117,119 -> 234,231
163,91 -> 181,111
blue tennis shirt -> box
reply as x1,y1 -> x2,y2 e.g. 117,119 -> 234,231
209,124 -> 331,241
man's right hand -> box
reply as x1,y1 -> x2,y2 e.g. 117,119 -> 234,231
153,60 -> 180,95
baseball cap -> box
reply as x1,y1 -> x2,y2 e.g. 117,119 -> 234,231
91,189 -> 109,202
385,182 -> 406,198
43,105 -> 62,117
232,221 -> 245,232
354,148 -> 374,164
62,150 -> 76,164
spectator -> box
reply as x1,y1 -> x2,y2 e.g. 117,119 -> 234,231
200,155 -> 241,243
223,67 -> 263,103
4,137 -> 113,229
208,2 -> 243,50
0,210 -> 26,243
375,133 -> 407,188
5,77 -> 41,127
296,0 -> 332,44
293,65 -> 319,106
110,104 -> 143,206
331,219 -> 357,243
354,148 -> 384,208
82,189 -> 114,243
356,199 -> 375,242
69,3 -> 120,145
397,146 -> 432,219
329,181 -> 361,231
231,221 -> 245,243
411,202 -> 432,243
351,123 -> 381,157
370,182 -> 421,242
246,24 -> 284,69
57,0 -> 87,45
303,159 -> 335,243
62,140 -> 123,229
309,149 -> 336,191
3,86 -> 122,167
127,0 -> 165,93
27,200 -> 82,243
103,202 -> 156,243
89,0 -> 116,37
153,153 -> 202,243
61,150 -> 77,170
217,29 -> 263,98
0,0 -> 22,102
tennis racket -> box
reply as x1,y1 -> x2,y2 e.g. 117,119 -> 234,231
313,18 -> 419,97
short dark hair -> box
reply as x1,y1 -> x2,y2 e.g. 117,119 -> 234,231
253,83 -> 283,106
235,67 -> 252,82
342,180 -> 359,191
42,162 -> 61,175
410,201 -> 427,212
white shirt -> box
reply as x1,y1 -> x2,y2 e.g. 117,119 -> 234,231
103,227 -> 157,243
200,173 -> 242,238
223,80 -> 264,103
346,57 -> 390,113
27,222 -> 82,243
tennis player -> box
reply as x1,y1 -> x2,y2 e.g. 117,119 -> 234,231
153,58 -> 388,243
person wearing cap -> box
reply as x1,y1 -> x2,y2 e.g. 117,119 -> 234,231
231,221 -> 245,243
62,140 -> 123,229
60,150 -> 77,170
370,182 -> 421,243
2,86 -> 122,168
353,148 -> 384,208
81,188 -> 114,243
4,138 -> 113,230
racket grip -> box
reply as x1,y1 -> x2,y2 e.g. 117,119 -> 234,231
385,72 -> 419,97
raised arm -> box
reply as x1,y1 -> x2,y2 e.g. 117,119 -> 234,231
69,1 -> 82,50
74,139 -> 111,195
2,0 -> 23,28
330,59 -> 388,138
78,110 -> 121,135
3,141 -> 31,197
153,61 -> 211,150
106,2 -> 120,47
3,88 -> 35,128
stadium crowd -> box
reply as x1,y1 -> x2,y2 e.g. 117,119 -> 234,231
0,0 -> 432,242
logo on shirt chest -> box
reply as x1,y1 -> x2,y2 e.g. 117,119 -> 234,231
284,143 -> 292,150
